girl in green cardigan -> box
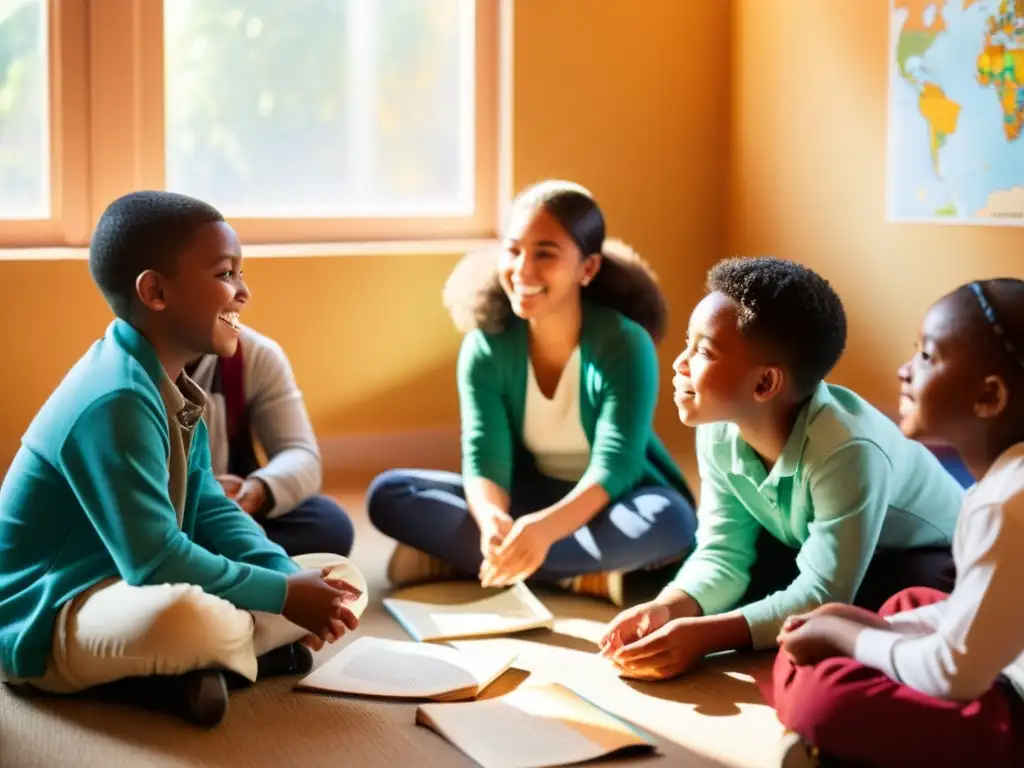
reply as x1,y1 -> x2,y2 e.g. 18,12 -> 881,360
367,180 -> 697,606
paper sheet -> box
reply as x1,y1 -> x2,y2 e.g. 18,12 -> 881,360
418,683 -> 654,768
385,582 -> 554,642
297,637 -> 515,700
299,637 -> 478,698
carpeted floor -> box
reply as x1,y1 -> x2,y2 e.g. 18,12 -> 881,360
0,490 -> 788,768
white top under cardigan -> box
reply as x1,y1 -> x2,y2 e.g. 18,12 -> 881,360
521,346 -> 591,482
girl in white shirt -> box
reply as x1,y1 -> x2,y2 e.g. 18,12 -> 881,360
772,278 -> 1024,767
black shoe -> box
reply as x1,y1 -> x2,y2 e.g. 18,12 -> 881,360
85,669 -> 228,728
223,642 -> 315,690
256,642 -> 314,679
179,669 -> 228,728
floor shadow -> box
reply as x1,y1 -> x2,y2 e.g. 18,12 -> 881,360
735,649 -> 778,703
620,651 -> 774,717
514,626 -> 601,655
622,672 -> 763,717
8,688 -> 229,765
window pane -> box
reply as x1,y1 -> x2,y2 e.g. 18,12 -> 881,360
164,0 -> 474,218
0,0 -> 48,220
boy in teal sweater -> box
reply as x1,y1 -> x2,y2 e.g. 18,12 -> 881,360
0,191 -> 366,726
600,257 -> 963,679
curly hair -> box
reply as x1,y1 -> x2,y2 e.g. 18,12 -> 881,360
707,256 -> 847,399
442,180 -> 668,342
443,237 -> 668,343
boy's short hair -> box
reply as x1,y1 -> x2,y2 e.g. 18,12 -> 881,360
89,190 -> 225,318
708,256 -> 847,400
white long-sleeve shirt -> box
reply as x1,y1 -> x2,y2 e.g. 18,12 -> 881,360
189,326 -> 322,519
854,442 -> 1024,702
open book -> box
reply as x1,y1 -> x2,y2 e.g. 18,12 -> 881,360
416,682 -> 657,768
384,582 -> 555,642
295,636 -> 517,702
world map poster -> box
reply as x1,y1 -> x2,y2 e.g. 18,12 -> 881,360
888,0 -> 1024,225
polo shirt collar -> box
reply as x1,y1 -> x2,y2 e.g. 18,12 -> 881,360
729,381 -> 833,486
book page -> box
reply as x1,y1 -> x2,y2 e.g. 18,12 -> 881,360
297,637 -> 486,699
385,582 -> 555,642
417,683 -> 654,768
450,642 -> 522,693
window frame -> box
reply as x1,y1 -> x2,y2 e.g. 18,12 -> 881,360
0,0 -> 90,247
0,0 -> 503,249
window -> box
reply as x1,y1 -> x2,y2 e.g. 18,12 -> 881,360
0,0 -> 501,249
0,0 -> 48,219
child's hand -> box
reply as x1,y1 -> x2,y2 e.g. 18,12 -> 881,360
283,567 -> 362,645
234,477 -> 269,516
599,601 -> 672,658
300,630 -> 346,652
780,603 -> 889,636
477,508 -> 514,559
778,615 -> 847,666
479,513 -> 552,587
217,474 -> 245,497
607,618 -> 707,680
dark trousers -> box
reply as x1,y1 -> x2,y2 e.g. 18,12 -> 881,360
740,528 -> 956,611
366,467 -> 697,580
772,587 -> 1024,767
260,494 -> 354,558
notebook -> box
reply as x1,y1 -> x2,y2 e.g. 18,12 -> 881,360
294,636 -> 518,702
383,582 -> 555,642
416,682 -> 658,768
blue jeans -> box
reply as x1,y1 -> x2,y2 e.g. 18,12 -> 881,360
366,468 -> 697,580
260,495 -> 354,558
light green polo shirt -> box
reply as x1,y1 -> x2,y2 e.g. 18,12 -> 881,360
667,382 -> 964,649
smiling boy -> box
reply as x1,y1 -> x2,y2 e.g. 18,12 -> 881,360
0,191 -> 365,727
600,256 -> 963,679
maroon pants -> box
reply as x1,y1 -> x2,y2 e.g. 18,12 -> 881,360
770,587 -> 1024,767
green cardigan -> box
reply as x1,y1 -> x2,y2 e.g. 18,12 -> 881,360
457,302 -> 694,505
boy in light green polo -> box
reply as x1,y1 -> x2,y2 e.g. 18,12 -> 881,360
599,257 -> 963,680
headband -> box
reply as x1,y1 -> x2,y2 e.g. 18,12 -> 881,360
969,281 -> 1024,370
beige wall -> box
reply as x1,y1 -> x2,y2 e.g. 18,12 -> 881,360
729,0 -> 1024,415
13,0 -> 1016,482
0,0 -> 731,480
